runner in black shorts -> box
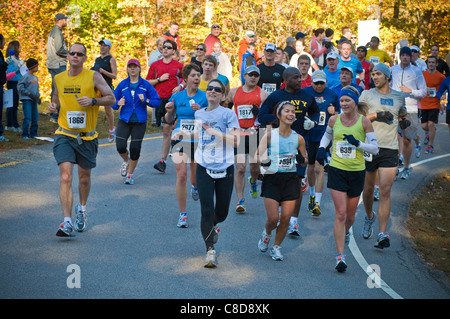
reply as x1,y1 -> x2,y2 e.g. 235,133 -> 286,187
316,86 -> 378,272
257,101 -> 307,261
360,63 -> 409,249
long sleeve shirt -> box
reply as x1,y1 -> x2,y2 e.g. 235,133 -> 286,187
390,63 -> 427,113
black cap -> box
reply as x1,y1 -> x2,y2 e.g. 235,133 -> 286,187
55,13 -> 68,22
295,32 -> 307,40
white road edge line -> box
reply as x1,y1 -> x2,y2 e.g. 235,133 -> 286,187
349,153 -> 450,299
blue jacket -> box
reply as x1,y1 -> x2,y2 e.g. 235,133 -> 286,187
240,51 -> 256,84
112,76 -> 161,123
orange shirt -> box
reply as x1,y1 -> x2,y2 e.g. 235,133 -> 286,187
233,86 -> 262,129
421,70 -> 446,109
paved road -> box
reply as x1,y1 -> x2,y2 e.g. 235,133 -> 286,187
1,120 -> 449,304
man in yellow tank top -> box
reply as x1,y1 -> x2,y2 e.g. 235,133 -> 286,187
49,43 -> 116,237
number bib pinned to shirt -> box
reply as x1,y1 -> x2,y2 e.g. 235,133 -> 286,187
180,119 -> 197,134
237,105 -> 253,120
336,141 -> 356,159
276,154 -> 294,170
67,111 -> 86,129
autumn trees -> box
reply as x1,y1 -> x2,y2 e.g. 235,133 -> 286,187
0,0 -> 449,101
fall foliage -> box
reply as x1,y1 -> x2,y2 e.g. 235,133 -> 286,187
1,0 -> 449,101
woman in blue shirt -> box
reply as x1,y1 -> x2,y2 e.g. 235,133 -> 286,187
164,64 -> 208,228
112,59 -> 161,184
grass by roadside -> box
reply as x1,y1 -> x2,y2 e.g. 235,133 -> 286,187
406,173 -> 450,282
0,102 -> 162,152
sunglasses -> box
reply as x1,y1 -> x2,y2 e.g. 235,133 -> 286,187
314,81 -> 325,85
163,45 -> 173,50
206,86 -> 223,93
69,51 -> 85,57
196,47 -> 205,51
246,72 -> 260,77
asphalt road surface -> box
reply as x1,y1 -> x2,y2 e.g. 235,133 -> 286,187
1,119 -> 449,305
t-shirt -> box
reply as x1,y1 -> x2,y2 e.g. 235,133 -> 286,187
257,63 -> 285,94
323,67 -> 341,90
198,74 -> 229,92
421,70 -> 446,110
170,89 -> 208,142
366,49 -> 392,65
258,88 -> 319,137
194,106 -> 240,170
360,88 -> 407,150
338,57 -> 363,84
146,59 -> 183,99
302,86 -> 339,142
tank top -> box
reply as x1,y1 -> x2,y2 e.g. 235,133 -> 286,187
233,86 -> 262,129
55,69 -> 101,140
330,114 -> 365,171
267,128 -> 298,173
92,55 -> 113,88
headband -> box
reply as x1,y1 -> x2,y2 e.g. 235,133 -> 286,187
340,88 -> 359,105
276,101 -> 292,115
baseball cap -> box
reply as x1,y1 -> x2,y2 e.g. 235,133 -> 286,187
373,63 -> 391,79
295,32 -> 307,40
244,65 -> 260,75
127,59 -> 140,67
340,66 -> 353,75
410,45 -> 420,52
99,39 -> 112,48
245,31 -> 255,37
312,70 -> 327,83
264,43 -> 276,51
326,52 -> 339,60
55,13 -> 69,22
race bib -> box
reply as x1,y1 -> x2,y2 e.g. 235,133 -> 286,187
318,111 -> 326,126
67,111 -> 86,129
336,141 -> 356,159
276,154 -> 294,170
262,83 -> 276,94
180,119 -> 197,134
237,105 -> 253,120
427,87 -> 436,98
369,56 -> 380,65
206,169 -> 227,179
363,151 -> 372,162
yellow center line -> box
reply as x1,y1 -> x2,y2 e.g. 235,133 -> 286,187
0,159 -> 30,168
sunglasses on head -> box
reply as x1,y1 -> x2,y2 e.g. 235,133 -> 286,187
163,45 -> 173,50
246,72 -> 260,77
206,86 -> 223,93
69,51 -> 85,57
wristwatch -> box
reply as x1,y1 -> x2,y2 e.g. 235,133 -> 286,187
92,98 -> 97,105
157,77 -> 161,83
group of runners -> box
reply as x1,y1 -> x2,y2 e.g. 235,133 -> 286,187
46,23 -> 450,272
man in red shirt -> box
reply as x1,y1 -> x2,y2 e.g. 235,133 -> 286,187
421,55 -> 446,154
355,46 -> 371,90
204,24 -> 221,55
146,39 -> 184,173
